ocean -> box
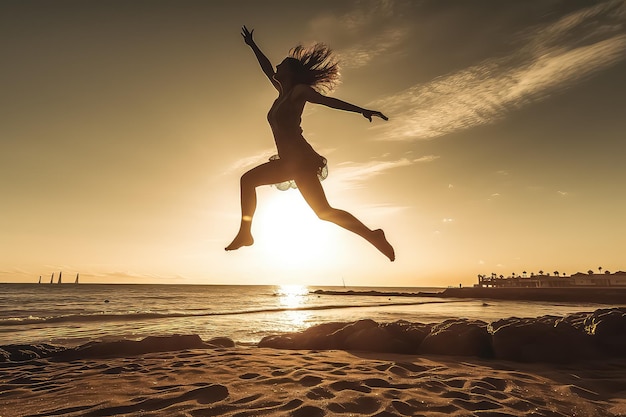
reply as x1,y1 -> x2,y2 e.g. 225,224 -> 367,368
0,283 -> 608,347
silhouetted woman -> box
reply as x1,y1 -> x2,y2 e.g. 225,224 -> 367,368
226,26 -> 395,261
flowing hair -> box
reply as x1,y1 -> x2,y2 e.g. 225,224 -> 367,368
287,43 -> 340,92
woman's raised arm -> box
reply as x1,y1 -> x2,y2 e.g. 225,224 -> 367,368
241,26 -> 280,90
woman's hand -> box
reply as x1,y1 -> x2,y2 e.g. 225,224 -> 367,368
241,25 -> 255,46
362,109 -> 388,122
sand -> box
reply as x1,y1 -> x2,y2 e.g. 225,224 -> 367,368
2,346 -> 626,417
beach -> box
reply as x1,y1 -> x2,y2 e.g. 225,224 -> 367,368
2,307 -> 626,416
2,341 -> 625,417
2,285 -> 626,416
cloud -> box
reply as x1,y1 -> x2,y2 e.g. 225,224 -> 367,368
338,28 -> 410,69
373,1 -> 626,141
223,148 -> 275,175
330,156 -> 438,189
360,203 -> 410,218
307,0 -> 409,69
487,193 -> 501,201
83,270 -> 186,283
224,149 -> 439,193
414,155 -> 440,163
308,0 -> 396,36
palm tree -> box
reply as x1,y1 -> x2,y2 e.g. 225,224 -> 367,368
587,270 -> 594,275
598,266 -> 603,274
554,270 -> 559,277
538,270 -> 544,276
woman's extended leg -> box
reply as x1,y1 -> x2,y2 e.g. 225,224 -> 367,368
225,160 -> 292,251
294,173 -> 395,261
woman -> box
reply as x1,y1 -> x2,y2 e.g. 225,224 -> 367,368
226,26 -> 395,262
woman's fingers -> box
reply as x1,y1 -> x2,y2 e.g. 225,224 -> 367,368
363,110 -> 388,122
241,25 -> 254,42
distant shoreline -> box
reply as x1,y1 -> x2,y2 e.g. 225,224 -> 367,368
313,287 -> 626,304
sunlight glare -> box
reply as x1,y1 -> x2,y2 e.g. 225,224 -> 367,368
276,284 -> 309,309
254,191 -> 342,268
275,284 -> 310,329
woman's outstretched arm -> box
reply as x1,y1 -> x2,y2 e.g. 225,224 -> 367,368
241,25 -> 280,90
294,84 -> 388,122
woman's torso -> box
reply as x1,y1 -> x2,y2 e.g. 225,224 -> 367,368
267,87 -> 307,152
266,85 -> 327,183
266,85 -> 326,177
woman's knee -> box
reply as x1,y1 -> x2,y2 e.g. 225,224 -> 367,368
240,162 -> 289,190
240,171 -> 257,190
314,206 -> 337,222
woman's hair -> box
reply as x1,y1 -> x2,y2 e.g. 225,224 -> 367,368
287,43 -> 340,92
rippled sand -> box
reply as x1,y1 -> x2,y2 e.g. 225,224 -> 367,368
2,346 -> 625,416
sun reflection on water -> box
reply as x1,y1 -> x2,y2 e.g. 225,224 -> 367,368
276,284 -> 309,308
283,310 -> 309,328
275,284 -> 311,330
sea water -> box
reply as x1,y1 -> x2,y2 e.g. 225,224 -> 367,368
0,283 -> 608,347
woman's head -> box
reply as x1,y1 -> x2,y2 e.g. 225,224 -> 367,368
279,43 -> 339,92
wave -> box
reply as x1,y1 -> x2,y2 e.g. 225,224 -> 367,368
0,300 -> 463,327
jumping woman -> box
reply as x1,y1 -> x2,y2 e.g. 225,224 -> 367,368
226,26 -> 395,261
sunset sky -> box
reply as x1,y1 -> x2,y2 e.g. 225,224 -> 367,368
2,0 -> 625,287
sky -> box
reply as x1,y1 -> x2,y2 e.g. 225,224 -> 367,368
2,0 -> 626,287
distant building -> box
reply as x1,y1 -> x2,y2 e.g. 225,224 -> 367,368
476,271 -> 626,288
571,271 -> 626,287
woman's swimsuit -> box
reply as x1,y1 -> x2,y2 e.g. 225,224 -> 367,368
267,86 -> 328,190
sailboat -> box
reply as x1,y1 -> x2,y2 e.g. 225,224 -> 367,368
50,273 -> 54,284
74,273 -> 79,284
58,271 -> 62,284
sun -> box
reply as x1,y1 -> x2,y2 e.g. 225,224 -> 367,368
252,189 -> 343,269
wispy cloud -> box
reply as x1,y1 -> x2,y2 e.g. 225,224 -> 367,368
414,155 -> 440,163
330,156 -> 438,189
338,28 -> 409,69
373,1 -> 626,141
223,148 -> 275,175
307,0 -> 409,69
360,202 -> 410,218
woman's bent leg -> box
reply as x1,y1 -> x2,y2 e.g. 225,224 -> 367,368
225,161 -> 292,251
294,173 -> 395,261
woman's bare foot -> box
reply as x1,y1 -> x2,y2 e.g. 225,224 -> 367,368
225,232 -> 254,251
371,229 -> 395,261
